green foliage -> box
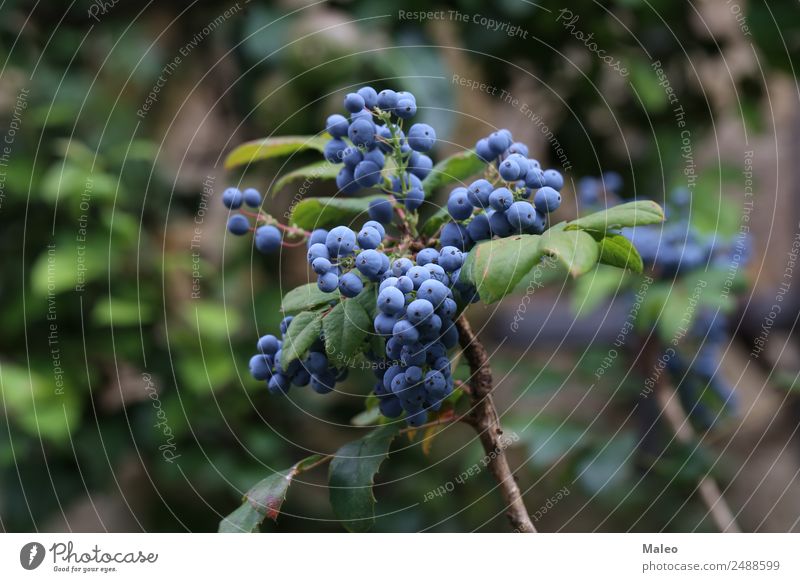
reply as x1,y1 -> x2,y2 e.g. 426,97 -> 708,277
421,150 -> 484,193
322,298 -> 372,363
280,311 -> 324,369
224,136 -> 329,169
290,195 -> 390,230
328,424 -> 400,532
566,200 -> 665,234
281,283 -> 340,313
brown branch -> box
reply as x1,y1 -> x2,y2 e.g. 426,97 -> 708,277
456,315 -> 537,533
641,338 -> 741,533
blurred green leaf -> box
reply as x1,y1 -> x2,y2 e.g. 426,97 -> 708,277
224,135 -> 328,169
420,206 -> 450,237
271,160 -> 339,195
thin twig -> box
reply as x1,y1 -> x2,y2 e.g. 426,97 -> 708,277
456,315 -> 537,533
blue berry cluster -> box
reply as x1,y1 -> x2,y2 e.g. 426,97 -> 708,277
439,129 -> 564,252
223,187 -> 285,254
248,317 -> 348,395
324,87 -> 436,207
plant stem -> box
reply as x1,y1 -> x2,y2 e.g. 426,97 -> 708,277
455,315 -> 537,533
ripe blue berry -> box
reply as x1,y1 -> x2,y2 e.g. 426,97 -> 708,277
475,138 -> 496,162
377,286 -> 405,315
255,225 -> 282,253
357,226 -> 382,249
326,114 -> 349,138
406,265 -> 431,288
279,316 -> 294,334
356,249 -> 384,279
391,258 -> 413,276
488,210 -> 512,237
307,242 -> 329,263
440,221 -> 471,251
348,118 -> 376,147
408,152 -> 433,179
357,86 -> 378,109
368,198 -> 393,224
488,130 -> 511,154
438,246 -> 463,272
506,201 -> 537,231
310,372 -> 335,394
416,247 -> 439,266
417,279 -> 448,306
339,271 -> 364,297
407,123 -> 436,152
341,146 -> 363,167
406,299 -> 434,324
336,166 -> 358,194
257,334 -> 280,354
326,226 -> 356,257
363,148 -> 385,168
268,373 -> 291,394
354,160 -> 382,188
227,214 -> 250,235
396,275 -> 413,293
318,271 -> 339,292
448,187 -> 473,220
489,187 -> 513,211
395,98 -> 416,119
467,213 -> 492,241
499,158 -> 523,181
534,186 -> 562,213
376,89 -> 398,111
223,187 -> 243,209
508,142 -> 529,157
467,179 -> 493,207
312,257 -> 333,275
392,319 -> 419,344
344,92 -> 365,113
543,169 -> 564,190
374,313 -> 399,335
404,187 -> 424,210
249,354 -> 273,381
324,138 -> 347,163
243,188 -> 261,207
525,166 -> 546,189
308,229 -> 328,248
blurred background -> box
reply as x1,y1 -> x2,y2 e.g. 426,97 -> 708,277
2,0 -> 800,532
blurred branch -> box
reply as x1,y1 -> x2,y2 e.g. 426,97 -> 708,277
456,315 -> 537,533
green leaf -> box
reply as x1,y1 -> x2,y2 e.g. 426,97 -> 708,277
538,229 -> 600,277
291,195 -> 389,230
224,135 -> 328,170
567,200 -> 665,234
420,206 -> 451,237
571,264 -> 629,316
421,150 -> 485,193
280,310 -> 324,369
219,455 -> 325,532
322,299 -> 371,363
598,234 -> 643,273
329,424 -> 400,532
271,160 -> 339,195
460,235 -> 543,304
281,283 -> 339,314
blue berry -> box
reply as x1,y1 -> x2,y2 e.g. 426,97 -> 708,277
279,316 -> 294,334
363,220 -> 385,238
336,166 -> 358,194
348,118 -> 376,147
488,210 -> 512,237
416,247 -> 439,266
374,313 -> 399,335
438,298 -> 457,319
438,246 -> 463,272
255,225 -> 282,253
268,373 -> 291,394
601,171 -> 623,193
407,153 -> 433,179
391,258 -> 413,276
326,114 -> 349,138
406,409 -> 428,427
326,226 -> 356,257
467,213 -> 492,241
377,286 -> 405,315
308,229 -> 328,248
488,130 -> 511,153
356,249 -> 384,279
368,198 -> 393,224
395,98 -> 416,119
312,257 -> 333,274
406,265 -> 431,288
406,299 -> 434,324
227,214 -> 250,235
525,167 -> 546,189
379,396 -> 404,418
363,148 -> 385,168
318,271 -> 339,292
467,179 -> 493,207
417,279 -> 448,306
475,138 -> 496,162
341,146 -> 363,167
344,92 -> 366,113
376,89 -> 398,111
448,187 -> 473,220
440,221 -> 471,251
405,365 -> 424,384
499,158 -> 523,181
508,142 -> 529,157
307,242 -> 329,263
249,354 -> 272,381
543,169 -> 564,190
407,123 -> 436,152
243,188 -> 261,207
506,201 -> 538,231
339,271 -> 364,297
404,187 -> 425,210
489,188 -> 513,211
324,138 -> 347,163
310,372 -> 335,394
222,187 -> 243,209
354,160 -> 382,188
392,320 -> 419,344
396,276 -> 414,293
357,86 -> 378,109
534,186 -> 562,213
257,334 -> 280,354
357,226 -> 382,249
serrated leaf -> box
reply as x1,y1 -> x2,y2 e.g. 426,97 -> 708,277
271,160 -> 339,195
567,200 -> 665,233
291,195 -> 389,230
281,310 -> 323,369
322,299 -> 371,363
421,150 -> 485,192
281,283 -> 339,314
420,206 -> 451,237
329,424 -> 400,532
219,455 -> 325,532
224,135 -> 328,169
460,234 -> 543,304
598,234 -> 644,273
538,229 -> 600,277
